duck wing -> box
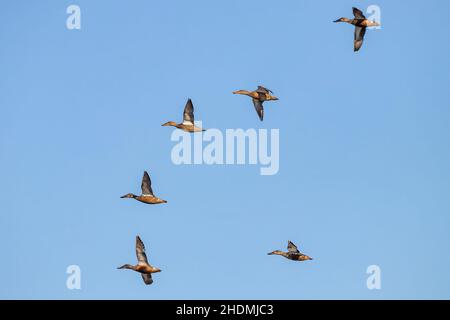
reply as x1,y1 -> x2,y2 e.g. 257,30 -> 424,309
352,7 -> 366,19
252,99 -> 264,121
141,273 -> 154,285
136,236 -> 150,266
141,171 -> 154,196
287,241 -> 301,254
256,86 -> 273,94
354,26 -> 366,52
182,98 -> 195,126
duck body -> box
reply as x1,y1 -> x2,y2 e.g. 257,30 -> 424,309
268,251 -> 313,262
162,121 -> 204,133
121,193 -> 167,205
119,263 -> 161,274
136,195 -> 167,205
233,89 -> 277,102
336,17 -> 376,28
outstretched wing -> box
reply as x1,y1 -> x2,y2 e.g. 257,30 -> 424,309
287,241 -> 300,254
136,236 -> 150,266
256,86 -> 273,94
182,99 -> 195,126
252,99 -> 264,121
141,273 -> 153,285
354,26 -> 366,52
141,171 -> 154,196
353,7 -> 366,19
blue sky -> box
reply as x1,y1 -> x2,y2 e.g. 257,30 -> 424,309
1,0 -> 450,299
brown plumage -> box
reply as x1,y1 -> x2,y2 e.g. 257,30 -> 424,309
118,236 -> 162,285
121,171 -> 167,205
233,86 -> 279,121
334,7 -> 380,52
268,240 -> 313,262
162,98 -> 205,132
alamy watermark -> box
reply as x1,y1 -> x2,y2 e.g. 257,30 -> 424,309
66,265 -> 81,290
367,5 -> 382,29
366,265 -> 381,290
169,122 -> 280,176
66,5 -> 81,30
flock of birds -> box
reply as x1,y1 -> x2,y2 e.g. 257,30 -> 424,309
117,7 -> 379,285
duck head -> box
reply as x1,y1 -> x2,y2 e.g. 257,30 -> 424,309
162,121 -> 177,127
120,193 -> 136,199
267,250 -> 284,256
233,90 -> 251,95
334,17 -> 351,23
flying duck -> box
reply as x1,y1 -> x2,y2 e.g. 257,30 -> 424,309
162,98 -> 205,132
334,7 -> 380,52
118,236 -> 162,285
121,171 -> 167,205
233,86 -> 279,121
268,240 -> 313,261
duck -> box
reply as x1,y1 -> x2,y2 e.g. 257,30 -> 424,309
118,236 -> 161,285
268,240 -> 313,261
162,98 -> 205,132
121,171 -> 167,205
334,7 -> 380,52
233,86 -> 279,121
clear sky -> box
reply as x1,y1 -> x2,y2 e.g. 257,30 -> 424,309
1,0 -> 450,299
